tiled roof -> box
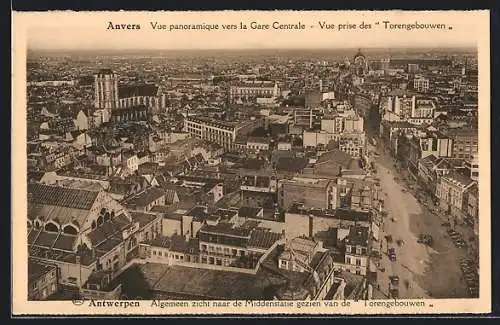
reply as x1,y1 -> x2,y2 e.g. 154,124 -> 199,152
28,183 -> 99,210
131,211 -> 159,228
164,189 -> 178,205
95,237 -> 122,255
126,187 -> 165,207
238,206 -> 262,218
28,259 -> 56,283
33,231 -> 59,249
28,228 -> 42,245
248,229 -> 282,249
52,234 -> 77,252
86,218 -> 130,246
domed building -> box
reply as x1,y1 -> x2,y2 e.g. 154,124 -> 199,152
353,49 -> 368,77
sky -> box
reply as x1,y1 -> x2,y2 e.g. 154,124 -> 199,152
17,11 -> 487,50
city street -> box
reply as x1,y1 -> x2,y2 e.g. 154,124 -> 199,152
373,143 -> 470,299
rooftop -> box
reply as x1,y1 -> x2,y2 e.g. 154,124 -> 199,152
125,187 -> 166,208
248,229 -> 283,249
287,206 -> 372,223
345,227 -> 370,247
28,259 -> 57,283
28,183 -> 99,211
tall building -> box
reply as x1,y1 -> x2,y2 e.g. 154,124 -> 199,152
94,69 -> 119,110
353,49 -> 368,77
448,128 -> 479,159
413,77 -> 430,93
183,116 -> 264,150
408,63 -> 420,73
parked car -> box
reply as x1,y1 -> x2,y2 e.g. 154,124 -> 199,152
389,275 -> 400,298
388,248 -> 397,261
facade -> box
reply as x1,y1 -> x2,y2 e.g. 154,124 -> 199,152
118,84 -> 167,114
464,184 -> 479,235
294,109 -> 320,129
448,128 -> 479,159
229,81 -> 279,103
183,116 -> 264,150
28,259 -> 58,300
344,227 -> 370,275
436,172 -> 476,223
198,218 -> 283,269
408,135 -> 453,176
94,69 -> 119,110
413,77 -> 430,93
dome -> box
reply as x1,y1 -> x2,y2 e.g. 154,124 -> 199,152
354,49 -> 365,60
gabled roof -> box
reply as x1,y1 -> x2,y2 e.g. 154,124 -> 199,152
126,187 -> 166,207
248,229 -> 282,249
28,183 -> 99,210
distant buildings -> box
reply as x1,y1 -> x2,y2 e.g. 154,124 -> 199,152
229,81 -> 280,104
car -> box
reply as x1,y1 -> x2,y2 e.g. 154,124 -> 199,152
389,275 -> 400,285
388,248 -> 397,261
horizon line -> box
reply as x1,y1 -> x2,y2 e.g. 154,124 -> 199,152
27,45 -> 477,52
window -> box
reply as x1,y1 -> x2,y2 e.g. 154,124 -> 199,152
356,259 -> 361,266
63,225 -> 78,235
346,257 -> 351,264
153,250 -> 156,256
45,222 -> 58,233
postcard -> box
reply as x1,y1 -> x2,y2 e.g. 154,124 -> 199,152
11,10 -> 491,315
